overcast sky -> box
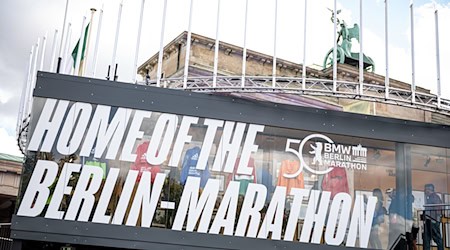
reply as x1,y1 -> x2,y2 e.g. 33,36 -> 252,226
0,0 -> 449,156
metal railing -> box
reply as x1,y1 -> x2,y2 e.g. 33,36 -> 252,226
417,203 -> 450,250
17,75 -> 450,155
388,204 -> 450,250
0,223 -> 12,250
138,76 -> 450,116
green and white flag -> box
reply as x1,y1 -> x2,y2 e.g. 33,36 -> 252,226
68,23 -> 90,75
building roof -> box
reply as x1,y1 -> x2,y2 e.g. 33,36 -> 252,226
0,153 -> 23,163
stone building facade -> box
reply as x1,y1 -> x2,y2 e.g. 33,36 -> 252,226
138,32 -> 448,125
0,153 -> 22,222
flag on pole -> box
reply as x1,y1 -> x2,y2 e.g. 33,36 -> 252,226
70,23 -> 90,75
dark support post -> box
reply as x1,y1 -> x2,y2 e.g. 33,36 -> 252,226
114,63 -> 118,81
56,57 -> 62,73
106,65 -> 111,80
395,143 -> 413,221
393,143 -> 413,248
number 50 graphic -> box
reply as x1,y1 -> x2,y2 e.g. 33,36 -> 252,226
283,134 -> 334,179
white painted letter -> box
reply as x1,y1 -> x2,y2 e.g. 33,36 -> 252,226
168,116 -> 198,167
65,165 -> 104,221
172,177 -> 220,232
258,186 -> 286,240
45,163 -> 82,219
196,119 -> 224,170
120,110 -> 152,162
300,190 -> 331,244
17,160 -> 59,217
235,183 -> 267,238
28,99 -> 69,152
284,188 -> 310,241
209,181 -> 240,235
147,114 -> 178,165
80,106 -> 131,160
212,121 -> 246,173
346,195 -> 376,248
111,170 -> 139,225
57,102 -> 92,155
325,192 -> 352,246
238,124 -> 264,175
126,172 -> 166,227
92,168 -> 120,224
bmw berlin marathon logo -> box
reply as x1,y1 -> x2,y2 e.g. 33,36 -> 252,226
284,134 -> 368,179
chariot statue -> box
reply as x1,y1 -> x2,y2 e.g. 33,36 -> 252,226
323,9 -> 375,72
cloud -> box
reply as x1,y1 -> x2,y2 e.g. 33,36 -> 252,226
0,128 -> 22,157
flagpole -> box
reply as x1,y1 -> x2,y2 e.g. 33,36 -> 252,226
132,0 -> 145,83
157,0 -> 168,87
17,47 -> 34,136
32,38 -> 40,88
49,29 -> 58,72
434,7 -> 441,109
384,0 -> 389,99
26,42 -> 39,120
39,32 -> 48,71
93,4 -> 104,77
24,44 -> 37,120
23,47 -> 34,117
17,74 -> 27,136
63,25 -> 72,74
74,16 -> 87,76
359,0 -> 364,96
57,0 -> 70,73
241,0 -> 249,88
110,0 -> 123,81
272,0 -> 278,88
63,26 -> 73,75
81,8 -> 97,76
212,0 -> 221,88
409,0 -> 416,103
302,0 -> 307,90
183,0 -> 194,89
61,23 -> 71,73
332,0 -> 337,92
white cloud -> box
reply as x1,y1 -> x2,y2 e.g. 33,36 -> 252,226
0,128 -> 22,156
0,89 -> 12,104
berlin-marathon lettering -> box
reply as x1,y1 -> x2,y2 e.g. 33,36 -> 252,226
18,161 -> 375,247
17,98 -> 376,248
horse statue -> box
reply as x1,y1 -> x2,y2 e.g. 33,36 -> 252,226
323,9 -> 375,72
